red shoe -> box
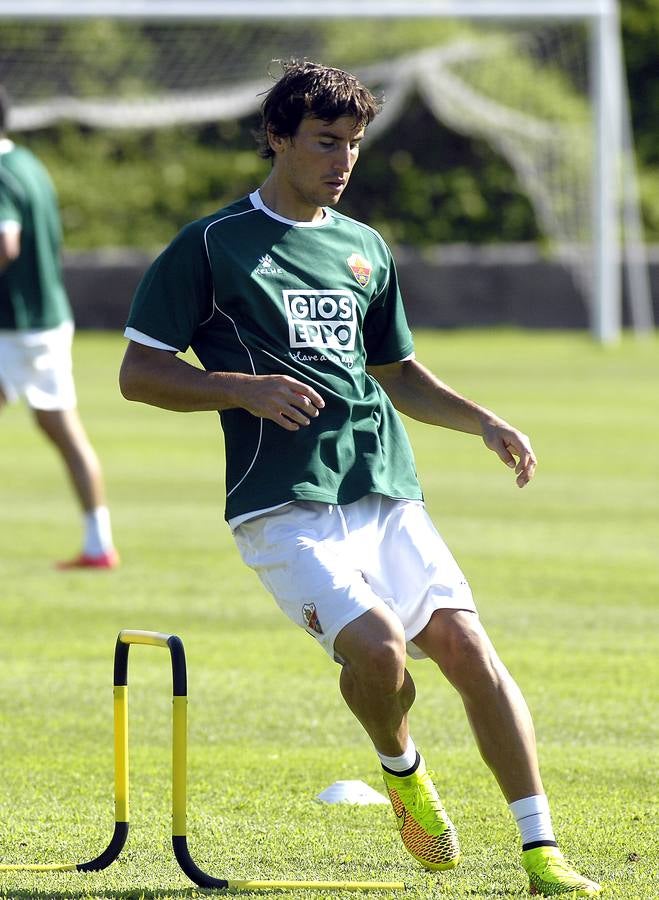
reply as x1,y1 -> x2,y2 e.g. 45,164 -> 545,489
56,549 -> 119,570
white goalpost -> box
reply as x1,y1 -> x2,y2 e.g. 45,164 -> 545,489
0,0 -> 653,342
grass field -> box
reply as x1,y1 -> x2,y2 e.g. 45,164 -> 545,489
0,329 -> 657,900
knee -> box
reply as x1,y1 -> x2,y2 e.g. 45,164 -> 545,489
434,612 -> 500,689
33,408 -> 81,453
338,612 -> 407,691
361,630 -> 407,682
33,408 -> 61,441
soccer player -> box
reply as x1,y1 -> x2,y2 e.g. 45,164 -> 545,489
0,86 -> 118,569
119,61 -> 600,896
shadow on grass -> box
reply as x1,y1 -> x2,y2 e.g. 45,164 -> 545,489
0,893 -> 195,900
1,882 -> 534,900
0,892 -> 417,900
464,892 -> 520,898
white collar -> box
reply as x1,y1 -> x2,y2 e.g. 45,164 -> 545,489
249,189 -> 332,228
0,138 -> 15,155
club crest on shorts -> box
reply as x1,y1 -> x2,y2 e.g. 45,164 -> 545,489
346,253 -> 372,287
302,603 -> 324,634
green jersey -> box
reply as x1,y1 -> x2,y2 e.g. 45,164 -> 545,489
0,140 -> 71,330
126,190 -> 422,521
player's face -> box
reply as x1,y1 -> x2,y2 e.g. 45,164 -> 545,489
269,115 -> 364,220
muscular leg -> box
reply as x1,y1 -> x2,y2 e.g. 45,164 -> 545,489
32,406 -> 106,512
335,604 -> 462,872
334,605 -> 416,756
414,609 -> 544,803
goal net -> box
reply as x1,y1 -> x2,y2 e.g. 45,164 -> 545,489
0,1 -> 652,340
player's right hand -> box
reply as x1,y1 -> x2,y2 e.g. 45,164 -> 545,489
236,374 -> 325,431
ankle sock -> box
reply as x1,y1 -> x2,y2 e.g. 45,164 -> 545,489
83,506 -> 114,556
377,737 -> 419,774
509,794 -> 558,849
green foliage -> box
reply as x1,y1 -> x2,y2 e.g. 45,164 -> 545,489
346,99 -> 540,246
621,0 -> 659,166
3,12 -> 657,248
52,21 -> 155,98
451,31 -> 590,124
320,18 -> 473,67
24,121 -> 269,249
638,166 -> 659,239
1,21 -> 154,100
0,330 -> 656,898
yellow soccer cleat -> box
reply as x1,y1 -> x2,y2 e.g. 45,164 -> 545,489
382,755 -> 460,871
522,845 -> 601,896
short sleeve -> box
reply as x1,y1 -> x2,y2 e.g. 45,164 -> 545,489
363,252 -> 414,365
126,223 -> 213,352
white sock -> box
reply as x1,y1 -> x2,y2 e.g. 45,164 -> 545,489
377,737 -> 419,774
509,794 -> 557,848
83,506 -> 114,557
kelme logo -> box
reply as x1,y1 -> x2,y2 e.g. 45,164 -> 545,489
254,253 -> 284,276
347,253 -> 372,287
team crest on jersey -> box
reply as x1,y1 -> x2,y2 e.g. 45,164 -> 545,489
254,253 -> 284,276
346,253 -> 372,287
284,289 -> 357,351
302,603 -> 324,635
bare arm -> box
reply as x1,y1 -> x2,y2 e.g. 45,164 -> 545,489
119,341 -> 325,432
367,358 -> 536,488
0,226 -> 21,272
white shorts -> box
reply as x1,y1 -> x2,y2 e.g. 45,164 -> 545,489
0,322 -> 76,410
233,495 -> 477,661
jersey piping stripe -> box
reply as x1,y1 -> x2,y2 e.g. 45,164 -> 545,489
201,206 -> 259,327
203,207 -> 264,500
215,305 -> 264,501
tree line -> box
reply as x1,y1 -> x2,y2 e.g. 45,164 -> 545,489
4,3 -> 655,250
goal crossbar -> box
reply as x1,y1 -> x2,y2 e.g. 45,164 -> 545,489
0,2 -> 619,21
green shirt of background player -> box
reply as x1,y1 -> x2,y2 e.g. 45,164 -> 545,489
0,85 -> 118,569
119,62 -> 600,897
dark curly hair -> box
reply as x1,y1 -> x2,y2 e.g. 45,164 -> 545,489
255,60 -> 381,159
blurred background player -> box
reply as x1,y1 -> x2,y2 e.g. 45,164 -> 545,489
0,85 -> 118,569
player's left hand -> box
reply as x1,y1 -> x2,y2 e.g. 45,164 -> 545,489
481,418 -> 537,488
